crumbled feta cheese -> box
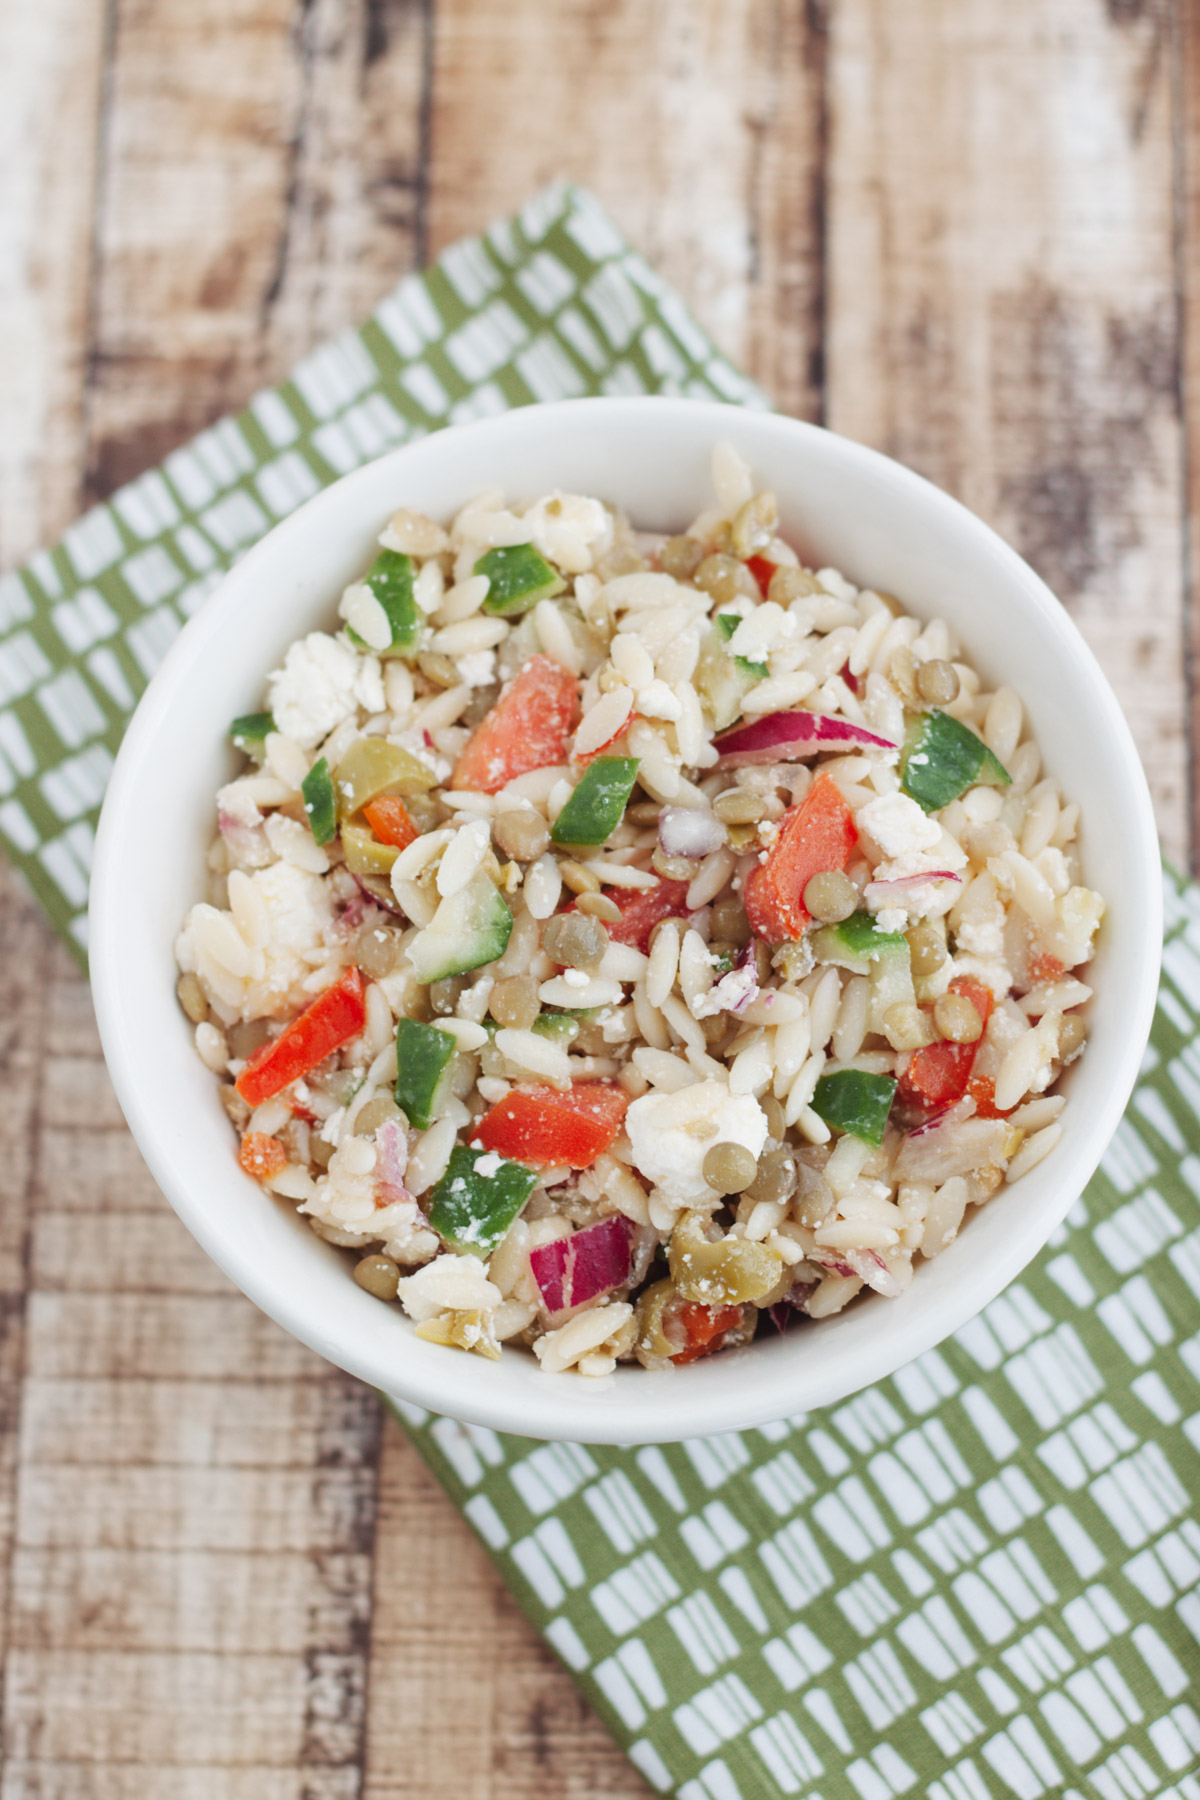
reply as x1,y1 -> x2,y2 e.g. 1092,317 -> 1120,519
522,492 -> 613,574
395,1255 -> 502,1323
267,632 -> 385,748
455,649 -> 497,688
728,602 -> 798,664
863,878 -> 956,925
855,791 -> 942,861
955,906 -> 1006,961
625,1080 -> 768,1209
473,1152 -> 504,1178
176,859 -> 341,1021
874,907 -> 908,935
692,963 -> 758,1019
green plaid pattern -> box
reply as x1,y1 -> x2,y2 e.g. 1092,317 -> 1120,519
3,181 -> 1197,1797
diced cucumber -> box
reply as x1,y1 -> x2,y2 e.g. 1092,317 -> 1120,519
301,757 -> 338,845
341,823 -> 400,876
477,544 -> 566,617
811,1069 -> 898,1146
407,871 -> 513,983
811,909 -> 907,974
394,1017 -> 458,1130
428,1144 -> 540,1256
346,550 -> 423,657
901,709 -> 1011,813
867,940 -> 916,1036
715,612 -> 768,678
230,712 -> 275,759
551,757 -> 640,846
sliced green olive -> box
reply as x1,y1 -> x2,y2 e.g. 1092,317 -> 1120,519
341,823 -> 401,875
667,1213 -> 784,1306
334,737 -> 436,818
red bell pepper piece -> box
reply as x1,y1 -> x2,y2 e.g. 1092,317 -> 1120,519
238,1132 -> 287,1181
452,654 -> 577,794
744,554 -> 776,596
671,1301 -> 745,1365
235,966 -> 367,1106
743,772 -> 858,943
898,977 -> 994,1112
363,795 -> 418,850
967,1073 -> 1013,1120
473,1081 -> 629,1170
602,878 -> 692,952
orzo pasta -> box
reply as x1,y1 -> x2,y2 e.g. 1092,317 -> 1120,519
176,447 -> 1104,1374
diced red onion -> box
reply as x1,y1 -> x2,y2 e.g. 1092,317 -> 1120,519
658,805 -> 726,860
714,709 -> 898,766
893,1116 -> 1010,1182
768,1277 -> 818,1332
529,1215 -> 635,1316
865,870 -> 962,891
811,1253 -> 860,1281
841,1247 -> 904,1297
374,1118 -> 418,1210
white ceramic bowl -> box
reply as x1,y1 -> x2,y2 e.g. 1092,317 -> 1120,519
90,397 -> 1161,1444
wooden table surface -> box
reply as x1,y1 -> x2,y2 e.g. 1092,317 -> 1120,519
1,1 -> 1196,1793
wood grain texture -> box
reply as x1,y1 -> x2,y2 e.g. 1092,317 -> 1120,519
84,0 -> 428,498
0,0 -> 108,564
827,0 -> 1187,862
427,0 -> 828,418
0,0 -> 1194,1791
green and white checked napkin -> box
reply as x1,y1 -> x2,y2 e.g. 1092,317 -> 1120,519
3,181 -> 1197,1799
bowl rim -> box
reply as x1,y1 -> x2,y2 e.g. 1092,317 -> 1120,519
89,395 -> 1162,1444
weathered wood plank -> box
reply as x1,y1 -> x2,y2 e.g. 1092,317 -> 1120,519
1179,0 -> 1200,865
20,1377 -> 358,1467
11,1548 -> 346,1653
83,0 -> 429,499
426,0 -> 826,417
826,0 -> 1186,860
5,1649 -> 307,1764
0,870 -> 60,1750
363,1413 -> 651,1800
0,0 -> 107,563
0,1765 -> 310,1800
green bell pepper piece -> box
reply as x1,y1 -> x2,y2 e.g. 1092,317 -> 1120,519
301,757 -> 338,845
347,550 -> 423,656
715,611 -> 768,678
901,708 -> 1011,813
230,712 -> 274,759
551,757 -> 641,847
394,1017 -> 457,1130
428,1145 -> 540,1256
811,1069 -> 898,1146
477,543 -> 566,616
